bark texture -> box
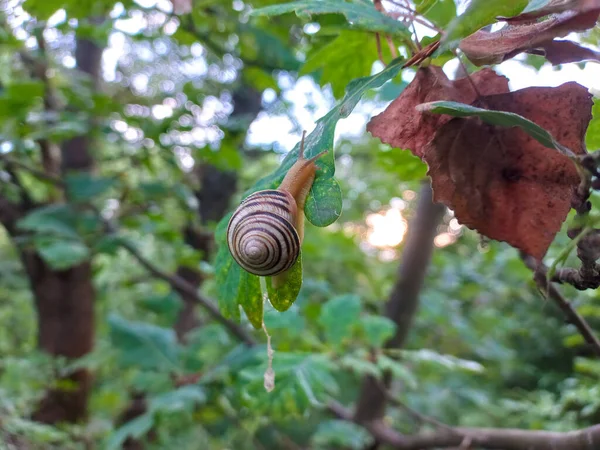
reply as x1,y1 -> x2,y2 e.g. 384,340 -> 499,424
28,35 -> 104,424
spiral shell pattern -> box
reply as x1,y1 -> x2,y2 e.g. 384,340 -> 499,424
227,190 -> 300,276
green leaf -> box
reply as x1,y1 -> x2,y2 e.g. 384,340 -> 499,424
105,414 -> 154,450
587,98 -> 600,151
339,354 -> 381,377
312,419 -> 373,450
246,56 -> 406,227
23,0 -> 66,20
239,269 -> 264,329
24,0 -> 114,20
139,181 -> 170,199
108,314 -> 180,371
93,235 -> 130,255
266,251 -> 303,312
214,225 -> 263,328
376,355 -> 418,389
252,0 -> 410,36
35,238 -> 90,270
263,306 -> 306,334
360,315 -> 396,347
4,417 -> 71,444
149,385 -> 206,413
302,30 -> 391,99
215,57 -> 405,316
403,349 -> 485,373
238,23 -> 301,71
65,173 -> 116,202
440,0 -> 528,51
17,205 -> 80,240
319,294 -> 361,345
376,147 -> 427,181
214,214 -> 263,328
239,353 -> 338,415
415,0 -> 457,27
418,100 -> 575,156
139,292 -> 183,322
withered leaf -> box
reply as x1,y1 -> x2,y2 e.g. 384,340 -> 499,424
502,0 -> 600,22
422,83 -> 592,259
367,66 -> 509,158
532,40 -> 600,65
460,9 -> 600,66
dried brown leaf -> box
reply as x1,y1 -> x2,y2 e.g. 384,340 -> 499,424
460,9 -> 600,66
531,40 -> 600,64
502,0 -> 600,22
423,83 -> 592,259
367,66 -> 509,158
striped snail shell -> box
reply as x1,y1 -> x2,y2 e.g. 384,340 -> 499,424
227,189 -> 300,276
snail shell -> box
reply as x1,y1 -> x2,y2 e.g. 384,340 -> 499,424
227,189 -> 300,276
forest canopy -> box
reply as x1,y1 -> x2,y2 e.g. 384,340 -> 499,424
1,0 -> 600,449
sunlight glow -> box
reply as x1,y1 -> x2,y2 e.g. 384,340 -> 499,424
366,208 -> 408,248
434,232 -> 457,248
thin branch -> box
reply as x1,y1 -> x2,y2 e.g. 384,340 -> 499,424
0,154 -> 65,187
375,33 -> 386,64
0,154 -> 255,346
329,400 -> 600,450
117,238 -> 256,346
377,381 -> 456,433
522,255 -> 600,358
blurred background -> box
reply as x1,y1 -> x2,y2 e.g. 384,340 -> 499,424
1,0 -> 600,448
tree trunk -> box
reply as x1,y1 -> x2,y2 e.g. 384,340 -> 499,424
354,182 -> 445,424
28,34 -> 104,424
27,257 -> 95,423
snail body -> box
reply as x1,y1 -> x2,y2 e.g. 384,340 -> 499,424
227,135 -> 326,277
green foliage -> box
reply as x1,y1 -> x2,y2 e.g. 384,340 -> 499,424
416,0 -> 457,27
17,205 -> 80,240
65,173 -> 116,202
238,24 -> 301,71
312,420 -> 373,449
239,352 -> 339,415
23,0 -> 116,20
252,0 -> 411,36
2,0 -> 600,448
441,0 -> 528,50
319,294 -> 361,345
360,315 -> 396,347
105,414 -> 154,450
588,98 -> 600,151
302,30 -> 391,99
35,238 -> 90,270
108,314 -> 181,372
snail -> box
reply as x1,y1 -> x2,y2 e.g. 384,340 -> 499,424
227,132 -> 327,278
